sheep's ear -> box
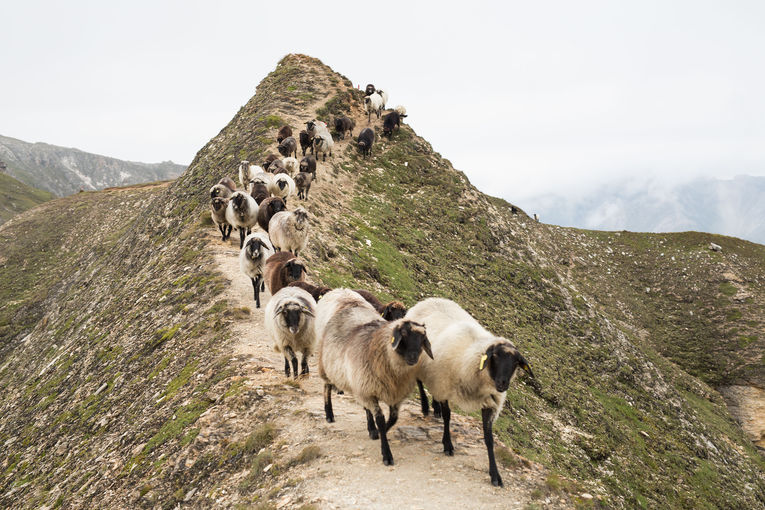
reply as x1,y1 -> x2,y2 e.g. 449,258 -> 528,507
300,265 -> 308,275
300,306 -> 314,317
391,325 -> 404,350
422,337 -> 434,360
480,345 -> 496,371
518,354 -> 535,378
274,305 -> 284,316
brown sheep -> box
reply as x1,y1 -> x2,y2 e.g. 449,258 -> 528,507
277,125 -> 293,143
288,281 -> 332,302
257,197 -> 286,232
353,289 -> 408,321
264,251 -> 307,295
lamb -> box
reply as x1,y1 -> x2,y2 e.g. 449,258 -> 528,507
382,111 -> 401,138
265,286 -> 317,378
299,155 -> 317,180
357,128 -> 375,158
282,157 -> 299,175
277,136 -> 298,158
315,289 -> 433,466
294,172 -> 313,200
269,207 -> 309,256
406,298 -> 535,487
394,105 -> 408,118
276,125 -> 293,143
225,191 -> 259,249
264,251 -> 308,295
375,89 -> 389,109
239,232 -> 274,308
288,281 -> 332,301
365,83 -> 376,96
239,160 -> 255,189
257,196 -> 286,232
299,130 -> 314,156
353,289 -> 407,321
210,197 -> 232,241
313,134 -> 333,162
333,116 -> 355,140
364,93 -> 383,122
268,173 -> 295,205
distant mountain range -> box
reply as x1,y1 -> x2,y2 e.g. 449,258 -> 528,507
0,134 -> 185,197
528,175 -> 765,245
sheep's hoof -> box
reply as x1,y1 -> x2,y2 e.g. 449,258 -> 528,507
369,430 -> 379,440
326,415 -> 335,423
444,447 -> 454,456
382,457 -> 394,466
491,476 -> 503,487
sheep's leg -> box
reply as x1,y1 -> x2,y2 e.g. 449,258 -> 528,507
239,228 -> 245,249
284,346 -> 298,379
385,402 -> 399,430
323,383 -> 335,423
284,357 -> 291,377
251,277 -> 261,308
417,380 -> 430,416
365,408 -> 379,439
482,407 -> 502,487
300,354 -> 309,375
373,404 -> 394,465
432,400 -> 442,419
441,400 -> 454,456
261,280 -> 265,292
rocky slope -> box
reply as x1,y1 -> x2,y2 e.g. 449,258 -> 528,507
0,55 -> 763,509
0,134 -> 184,197
0,172 -> 54,225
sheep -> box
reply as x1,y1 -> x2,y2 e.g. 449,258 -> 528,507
305,120 -> 329,138
269,207 -> 309,256
249,182 -> 270,206
239,232 -> 274,308
357,128 -> 375,158
210,177 -> 234,199
277,125 -> 293,143
299,155 -> 317,181
288,281 -> 332,302
264,251 -> 308,295
268,158 -> 286,173
365,83 -> 376,96
257,196 -> 286,232
210,197 -> 232,241
263,153 -> 280,170
278,136 -> 298,158
299,130 -> 314,156
406,297 -> 535,487
315,289 -> 433,466
364,93 -> 383,122
394,105 -> 408,118
265,286 -> 317,378
268,173 -> 295,205
313,134 -> 334,162
294,172 -> 313,200
376,89 -> 389,109
225,191 -> 260,248
353,289 -> 407,321
382,111 -> 401,138
239,160 -> 255,189
282,157 -> 299,175
333,116 -> 355,140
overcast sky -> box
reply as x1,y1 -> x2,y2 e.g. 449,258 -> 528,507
2,1 -> 764,208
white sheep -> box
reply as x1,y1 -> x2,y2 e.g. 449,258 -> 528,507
282,157 -> 299,176
316,289 -> 433,466
376,89 -> 389,109
264,286 -> 317,378
239,232 -> 274,308
406,297 -> 534,487
268,207 -> 309,256
268,173 -> 295,204
312,134 -> 334,162
210,196 -> 232,241
225,191 -> 259,249
394,105 -> 407,118
364,93 -> 383,122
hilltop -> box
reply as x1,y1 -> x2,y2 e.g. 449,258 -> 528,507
0,172 -> 54,225
0,55 -> 762,509
0,134 -> 185,196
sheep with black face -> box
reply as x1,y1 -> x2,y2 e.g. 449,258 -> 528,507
264,252 -> 308,295
333,116 -> 355,140
225,191 -> 259,249
383,111 -> 401,138
265,286 -> 317,378
299,130 -> 314,156
278,136 -> 298,158
406,297 -> 534,487
257,196 -> 286,232
239,232 -> 274,308
210,196 -> 232,241
357,128 -> 375,158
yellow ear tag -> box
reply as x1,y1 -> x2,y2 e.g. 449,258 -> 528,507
479,354 -> 488,370
391,336 -> 396,344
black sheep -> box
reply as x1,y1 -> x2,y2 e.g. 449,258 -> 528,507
382,111 -> 401,138
333,116 -> 355,140
299,155 -> 317,181
299,130 -> 314,156
277,136 -> 298,158
357,128 -> 375,158
277,125 -> 293,143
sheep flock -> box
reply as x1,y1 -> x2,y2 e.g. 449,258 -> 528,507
207,82 -> 535,486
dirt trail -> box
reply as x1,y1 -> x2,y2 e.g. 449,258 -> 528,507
200,97 -> 561,509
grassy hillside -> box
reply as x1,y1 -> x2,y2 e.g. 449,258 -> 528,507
0,55 -> 762,509
0,172 -> 54,224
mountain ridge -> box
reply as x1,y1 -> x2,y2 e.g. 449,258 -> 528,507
0,134 -> 185,197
